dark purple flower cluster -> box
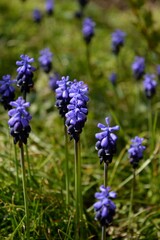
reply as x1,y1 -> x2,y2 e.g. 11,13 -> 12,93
82,17 -> 95,44
65,80 -> 89,141
8,97 -> 32,146
143,74 -> 157,99
38,48 -> 53,73
0,75 -> 16,110
16,55 -> 36,94
78,0 -> 89,8
93,185 -> 117,226
132,56 -> 145,80
55,76 -> 72,118
33,9 -> 42,23
111,29 -> 126,55
109,72 -> 117,85
49,72 -> 59,92
128,136 -> 146,168
95,117 -> 120,164
46,0 -> 54,15
75,0 -> 89,18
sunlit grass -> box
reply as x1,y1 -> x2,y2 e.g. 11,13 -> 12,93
0,0 -> 160,239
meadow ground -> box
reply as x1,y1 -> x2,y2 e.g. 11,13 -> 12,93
0,0 -> 160,239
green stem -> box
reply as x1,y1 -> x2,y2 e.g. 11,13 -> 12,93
128,169 -> 136,238
102,162 -> 108,240
23,90 -> 27,102
114,55 -> 122,99
148,99 -> 154,151
23,91 -> 32,183
64,124 -> 69,206
104,162 -> 108,187
74,139 -> 83,239
14,143 -> 19,187
20,142 -> 30,239
86,43 -> 93,81
25,144 -> 32,182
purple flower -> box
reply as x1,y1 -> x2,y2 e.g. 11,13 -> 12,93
78,0 -> 89,8
49,72 -> 60,91
16,54 -> 36,94
75,0 -> 89,18
55,76 -> 72,118
109,72 -> 117,85
82,17 -> 95,44
95,117 -> 120,164
143,74 -> 157,99
65,80 -> 89,141
45,0 -> 54,15
38,48 -> 53,73
8,97 -> 32,146
111,29 -> 126,55
128,136 -> 146,168
33,9 -> 42,23
93,185 -> 117,226
0,75 -> 16,110
132,56 -> 145,80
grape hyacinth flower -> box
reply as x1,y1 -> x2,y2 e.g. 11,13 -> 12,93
16,55 -> 36,96
111,29 -> 126,55
75,0 -> 89,18
94,185 -> 117,227
132,56 -> 145,80
55,76 -> 72,118
45,0 -> 54,15
78,0 -> 89,8
65,80 -> 89,142
143,74 -> 157,99
95,117 -> 120,164
109,72 -> 117,85
49,72 -> 59,92
8,97 -> 32,147
128,136 -> 146,169
38,48 -> 53,73
82,17 -> 95,44
0,75 -> 16,110
33,9 -> 42,23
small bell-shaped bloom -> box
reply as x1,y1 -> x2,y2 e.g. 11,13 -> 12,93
38,48 -> 53,73
0,75 -> 16,110
109,72 -> 117,85
82,17 -> 95,44
75,0 -> 89,18
65,80 -> 89,141
8,97 -> 32,146
95,117 -> 120,164
16,55 -> 36,94
132,56 -> 145,80
111,29 -> 126,55
55,76 -> 72,118
143,74 -> 157,99
49,72 -> 59,92
33,9 -> 42,23
46,0 -> 54,15
128,136 -> 146,168
93,185 -> 117,226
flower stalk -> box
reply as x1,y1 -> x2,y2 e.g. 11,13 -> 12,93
128,169 -> 136,238
64,124 -> 69,206
20,141 -> 30,239
14,143 -> 19,187
74,139 -> 83,239
102,162 -> 108,240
